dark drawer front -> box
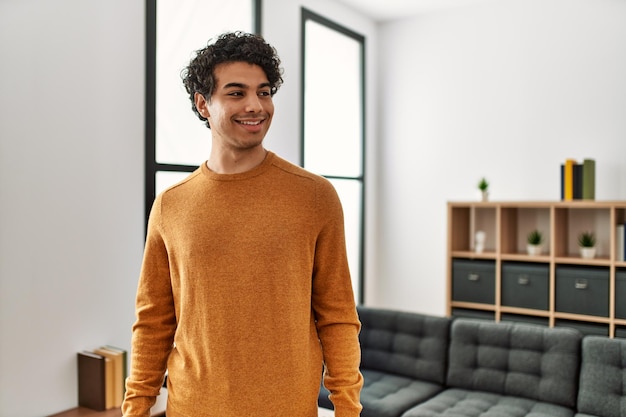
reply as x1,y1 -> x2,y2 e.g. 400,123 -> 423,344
452,259 -> 495,304
556,266 -> 609,317
451,308 -> 495,321
616,270 -> 626,319
501,262 -> 549,310
556,319 -> 609,337
616,327 -> 626,339
501,313 -> 549,327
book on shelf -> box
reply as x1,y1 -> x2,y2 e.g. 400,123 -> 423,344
573,163 -> 583,200
560,164 -> 564,200
617,224 -> 625,262
563,159 -> 576,201
77,346 -> 128,411
582,158 -> 595,200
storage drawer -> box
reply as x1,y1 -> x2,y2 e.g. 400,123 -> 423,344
501,262 -> 549,310
616,269 -> 626,319
500,313 -> 549,327
452,259 -> 495,304
451,308 -> 495,321
555,319 -> 609,337
615,326 -> 626,339
555,266 -> 609,317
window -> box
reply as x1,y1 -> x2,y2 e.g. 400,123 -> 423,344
301,9 -> 366,303
145,0 -> 260,224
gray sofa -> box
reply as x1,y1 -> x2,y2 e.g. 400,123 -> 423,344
318,306 -> 626,417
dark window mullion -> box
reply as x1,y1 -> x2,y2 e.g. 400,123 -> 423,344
155,163 -> 198,173
300,9 -> 366,304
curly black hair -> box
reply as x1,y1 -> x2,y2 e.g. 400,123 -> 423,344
181,31 -> 284,128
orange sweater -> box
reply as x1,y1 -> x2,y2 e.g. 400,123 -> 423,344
122,152 -> 363,417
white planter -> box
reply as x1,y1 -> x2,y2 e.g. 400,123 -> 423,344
580,247 -> 596,259
527,244 -> 542,256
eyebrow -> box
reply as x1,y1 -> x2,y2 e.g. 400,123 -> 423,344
223,82 -> 272,90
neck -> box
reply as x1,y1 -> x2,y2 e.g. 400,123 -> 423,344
206,145 -> 268,174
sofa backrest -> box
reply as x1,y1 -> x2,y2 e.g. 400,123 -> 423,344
577,335 -> 626,417
447,318 -> 582,408
357,306 -> 451,384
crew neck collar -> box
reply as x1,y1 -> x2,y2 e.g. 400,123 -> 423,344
201,151 -> 275,181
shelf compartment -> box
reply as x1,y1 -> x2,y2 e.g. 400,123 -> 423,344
448,204 -> 497,253
554,207 -> 611,258
500,206 -> 551,256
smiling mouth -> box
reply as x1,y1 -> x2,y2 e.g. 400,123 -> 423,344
237,119 -> 263,126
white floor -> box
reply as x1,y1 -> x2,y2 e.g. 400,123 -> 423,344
318,407 -> 334,417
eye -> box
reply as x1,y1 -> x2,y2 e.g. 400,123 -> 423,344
258,90 -> 271,97
228,91 -> 244,97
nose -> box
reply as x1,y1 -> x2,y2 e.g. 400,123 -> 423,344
244,94 -> 263,113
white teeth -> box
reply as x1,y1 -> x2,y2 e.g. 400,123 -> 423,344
239,120 -> 261,125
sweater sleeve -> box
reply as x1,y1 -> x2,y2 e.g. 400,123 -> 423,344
122,195 -> 176,417
311,180 -> 363,417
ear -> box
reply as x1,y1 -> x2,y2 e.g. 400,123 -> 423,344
194,92 -> 209,118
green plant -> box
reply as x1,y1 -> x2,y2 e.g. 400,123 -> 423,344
578,231 -> 596,248
527,229 -> 544,245
478,177 -> 489,192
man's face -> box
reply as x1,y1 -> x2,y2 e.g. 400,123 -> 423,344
195,62 -> 274,152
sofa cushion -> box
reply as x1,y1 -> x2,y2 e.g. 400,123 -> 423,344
447,319 -> 582,408
576,336 -> 626,417
358,306 -> 451,384
319,307 -> 451,416
400,388 -> 576,417
319,369 -> 444,417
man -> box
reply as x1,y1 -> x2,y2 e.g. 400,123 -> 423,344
122,31 -> 363,417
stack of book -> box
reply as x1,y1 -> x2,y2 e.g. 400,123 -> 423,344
77,346 -> 127,411
560,158 -> 595,201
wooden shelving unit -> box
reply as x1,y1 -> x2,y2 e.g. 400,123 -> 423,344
446,201 -> 626,338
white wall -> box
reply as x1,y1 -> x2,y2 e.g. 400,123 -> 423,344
374,0 -> 626,314
0,1 -> 144,416
0,0 -> 376,416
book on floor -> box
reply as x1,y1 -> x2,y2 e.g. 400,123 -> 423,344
93,347 -> 125,408
77,351 -> 106,411
77,345 -> 128,411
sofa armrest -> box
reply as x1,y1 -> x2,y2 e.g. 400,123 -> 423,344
577,335 -> 626,417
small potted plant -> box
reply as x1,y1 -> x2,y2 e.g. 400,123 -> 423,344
578,231 -> 597,259
526,229 -> 544,256
478,177 -> 489,201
